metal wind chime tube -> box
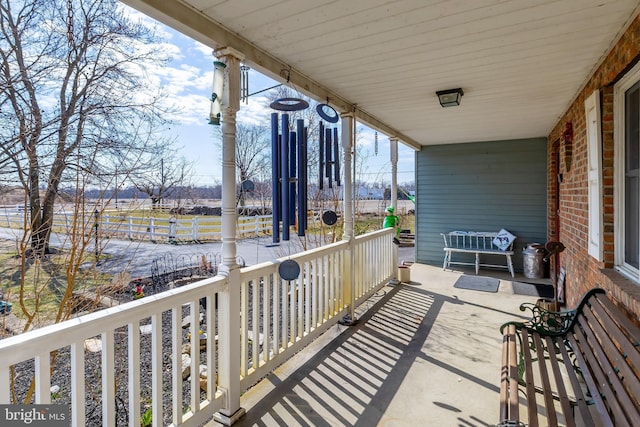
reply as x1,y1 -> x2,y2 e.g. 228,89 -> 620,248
325,126 -> 333,188
318,121 -> 324,190
303,127 -> 309,231
271,113 -> 280,243
281,113 -> 290,241
317,120 -> 341,191
288,130 -> 297,225
240,65 -> 250,104
333,127 -> 340,186
296,119 -> 306,236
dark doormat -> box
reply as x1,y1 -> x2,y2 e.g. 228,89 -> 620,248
453,275 -> 499,293
512,281 -> 554,298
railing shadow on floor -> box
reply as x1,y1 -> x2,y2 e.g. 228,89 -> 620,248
232,282 -> 518,427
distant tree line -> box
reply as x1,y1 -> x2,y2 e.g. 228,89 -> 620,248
79,185 -> 222,201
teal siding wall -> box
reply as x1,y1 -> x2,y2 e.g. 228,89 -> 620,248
415,138 -> 547,272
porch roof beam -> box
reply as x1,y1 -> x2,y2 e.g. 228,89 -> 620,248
121,0 -> 422,151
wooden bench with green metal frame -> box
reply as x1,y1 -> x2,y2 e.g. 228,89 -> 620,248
498,288 -> 640,427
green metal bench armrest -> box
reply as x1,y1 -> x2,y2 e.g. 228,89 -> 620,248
499,288 -> 607,337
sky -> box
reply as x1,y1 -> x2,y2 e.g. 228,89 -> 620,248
127,6 -> 416,187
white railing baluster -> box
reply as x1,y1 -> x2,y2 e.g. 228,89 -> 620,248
0,365 -> 9,403
252,277 -> 259,371
273,273 -> 280,355
281,277 -> 288,349
365,240 -> 371,293
353,245 -> 359,302
205,293 -> 214,402
70,340 -> 85,427
338,251 -> 345,309
189,301 -> 199,414
172,307 -> 182,425
240,280 -> 248,377
359,243 -> 365,297
338,249 -> 344,308
311,259 -> 318,329
289,279 -> 295,344
151,313 -> 163,427
304,261 -> 311,335
328,253 -> 335,316
295,274 -> 302,339
101,330 -> 115,427
34,351 -> 50,404
318,257 -> 325,323
361,242 -> 366,296
369,240 -> 374,290
294,275 -> 299,339
298,268 -> 304,337
127,322 -> 140,427
263,275 -> 270,364
331,252 -> 336,315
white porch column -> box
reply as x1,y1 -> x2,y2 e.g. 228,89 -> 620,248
390,137 -> 398,210
341,112 -> 356,324
390,137 -> 399,277
342,113 -> 354,242
213,47 -> 246,426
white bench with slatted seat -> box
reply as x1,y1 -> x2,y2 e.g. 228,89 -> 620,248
441,231 -> 515,277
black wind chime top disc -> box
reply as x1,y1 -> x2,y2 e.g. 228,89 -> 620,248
279,259 -> 301,280
269,97 -> 309,111
316,103 -> 339,123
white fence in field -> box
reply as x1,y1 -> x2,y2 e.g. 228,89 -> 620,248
0,208 -> 272,242
0,228 -> 396,427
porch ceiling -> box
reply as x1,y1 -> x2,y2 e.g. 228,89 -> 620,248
123,0 -> 639,148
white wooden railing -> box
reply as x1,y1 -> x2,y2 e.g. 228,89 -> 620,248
0,209 -> 272,242
0,277 -> 227,427
236,228 -> 395,391
0,228 -> 396,426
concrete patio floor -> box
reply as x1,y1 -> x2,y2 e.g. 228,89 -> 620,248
209,263 -> 546,427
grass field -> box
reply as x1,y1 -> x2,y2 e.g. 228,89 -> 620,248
0,240 -> 111,327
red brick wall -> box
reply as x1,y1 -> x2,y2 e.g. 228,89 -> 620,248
547,14 -> 640,319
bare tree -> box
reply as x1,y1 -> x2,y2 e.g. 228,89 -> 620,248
235,123 -> 270,183
213,122 -> 270,209
0,0 -> 174,255
132,153 -> 193,208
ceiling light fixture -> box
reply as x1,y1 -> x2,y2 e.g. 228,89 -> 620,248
436,88 -> 464,107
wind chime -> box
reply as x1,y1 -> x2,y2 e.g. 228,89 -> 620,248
317,103 -> 341,190
269,97 -> 344,244
270,98 -> 310,243
374,131 -> 379,156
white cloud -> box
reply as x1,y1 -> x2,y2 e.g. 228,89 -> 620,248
237,96 -> 272,126
192,41 -> 215,58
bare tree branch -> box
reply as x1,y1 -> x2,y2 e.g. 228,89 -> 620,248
0,0 -> 176,254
